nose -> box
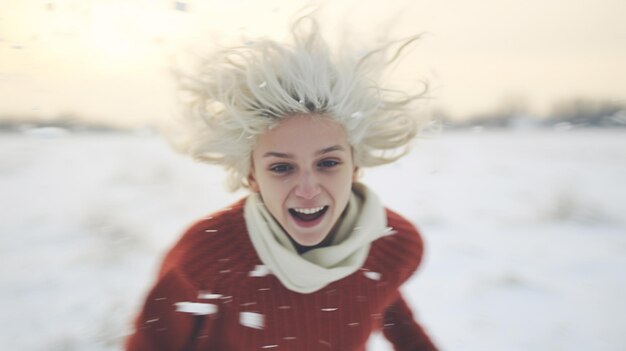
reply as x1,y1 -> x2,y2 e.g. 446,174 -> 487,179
294,171 -> 321,200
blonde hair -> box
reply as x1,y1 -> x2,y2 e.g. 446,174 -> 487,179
168,16 -> 428,191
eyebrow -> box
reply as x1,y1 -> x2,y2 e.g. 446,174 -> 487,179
316,145 -> 346,156
262,145 -> 346,159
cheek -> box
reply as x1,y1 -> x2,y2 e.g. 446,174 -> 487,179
329,170 -> 355,201
255,175 -> 289,208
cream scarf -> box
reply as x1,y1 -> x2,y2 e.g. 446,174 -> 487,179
244,183 -> 388,294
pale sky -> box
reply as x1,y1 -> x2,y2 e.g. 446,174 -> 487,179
1,0 -> 625,127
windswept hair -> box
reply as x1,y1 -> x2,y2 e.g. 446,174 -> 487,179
168,16 -> 428,191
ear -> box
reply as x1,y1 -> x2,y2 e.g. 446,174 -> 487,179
248,172 -> 260,193
352,166 -> 360,182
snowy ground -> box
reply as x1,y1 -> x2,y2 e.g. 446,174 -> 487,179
1,129 -> 625,350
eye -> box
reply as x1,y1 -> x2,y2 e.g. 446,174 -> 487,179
269,164 -> 293,174
318,159 -> 342,169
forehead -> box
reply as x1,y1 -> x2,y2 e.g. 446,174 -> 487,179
254,115 -> 349,153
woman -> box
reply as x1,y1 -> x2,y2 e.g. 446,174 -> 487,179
126,16 -> 438,351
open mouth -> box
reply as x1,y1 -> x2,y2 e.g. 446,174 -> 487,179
289,206 -> 329,223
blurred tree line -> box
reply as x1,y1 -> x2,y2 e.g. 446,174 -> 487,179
1,97 -> 624,133
438,97 -> 626,130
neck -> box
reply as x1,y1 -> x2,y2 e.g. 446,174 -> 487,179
290,230 -> 337,254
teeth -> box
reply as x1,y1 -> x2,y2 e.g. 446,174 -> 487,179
293,206 -> 325,215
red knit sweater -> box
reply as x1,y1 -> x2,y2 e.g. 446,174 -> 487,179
126,198 -> 437,351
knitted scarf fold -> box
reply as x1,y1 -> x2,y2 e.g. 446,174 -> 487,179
244,183 -> 388,294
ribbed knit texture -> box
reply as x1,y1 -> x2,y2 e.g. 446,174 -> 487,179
126,198 -> 438,351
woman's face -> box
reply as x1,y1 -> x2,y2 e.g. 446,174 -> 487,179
249,114 -> 357,247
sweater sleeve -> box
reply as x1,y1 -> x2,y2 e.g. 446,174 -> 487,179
125,268 -> 218,351
382,295 -> 438,351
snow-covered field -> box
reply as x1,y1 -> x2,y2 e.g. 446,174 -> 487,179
1,129 -> 625,350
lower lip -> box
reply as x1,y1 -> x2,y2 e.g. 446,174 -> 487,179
290,208 -> 327,228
